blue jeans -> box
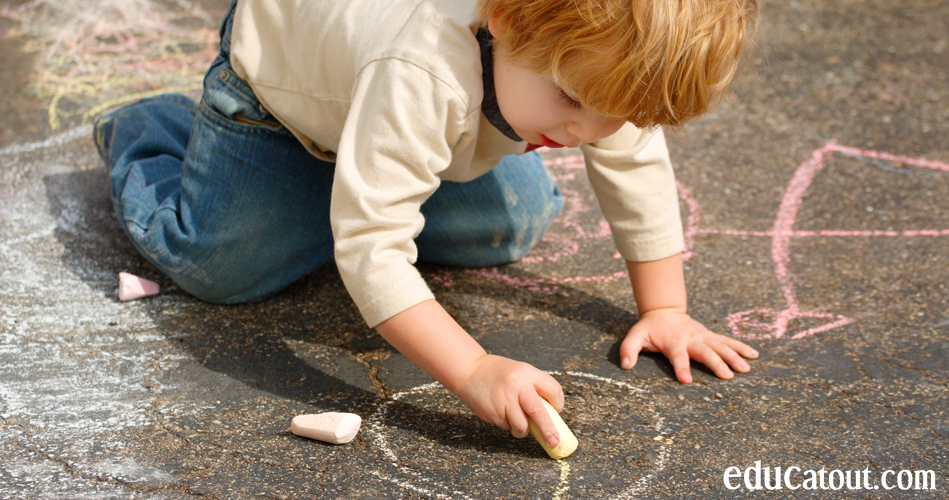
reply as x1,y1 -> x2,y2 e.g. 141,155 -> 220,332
96,1 -> 563,304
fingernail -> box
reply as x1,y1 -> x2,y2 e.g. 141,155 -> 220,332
547,436 -> 559,447
621,357 -> 631,369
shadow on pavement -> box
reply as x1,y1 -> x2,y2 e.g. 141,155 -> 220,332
44,168 -> 683,459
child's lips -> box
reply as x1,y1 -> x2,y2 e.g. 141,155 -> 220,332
540,134 -> 565,148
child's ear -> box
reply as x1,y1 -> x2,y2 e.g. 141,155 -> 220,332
487,9 -> 505,38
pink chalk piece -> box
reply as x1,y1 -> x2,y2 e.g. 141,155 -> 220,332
290,412 -> 361,445
117,272 -> 160,301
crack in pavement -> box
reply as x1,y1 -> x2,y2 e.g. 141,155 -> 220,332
353,349 -> 393,399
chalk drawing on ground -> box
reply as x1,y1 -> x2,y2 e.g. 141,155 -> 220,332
368,372 -> 669,500
4,0 -> 217,129
0,126 -> 195,496
702,143 -> 949,340
462,145 -> 948,342
7,120 -> 946,495
456,142 -> 949,339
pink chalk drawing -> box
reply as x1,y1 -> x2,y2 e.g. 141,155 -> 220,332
688,143 -> 949,340
454,143 -> 949,341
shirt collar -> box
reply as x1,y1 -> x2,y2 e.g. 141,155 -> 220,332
478,28 -> 524,142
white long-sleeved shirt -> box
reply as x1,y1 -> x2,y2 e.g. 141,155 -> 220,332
230,0 -> 683,327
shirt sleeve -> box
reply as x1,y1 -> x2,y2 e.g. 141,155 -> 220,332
579,123 -> 684,262
331,58 -> 473,328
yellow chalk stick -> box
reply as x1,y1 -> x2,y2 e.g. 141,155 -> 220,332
528,399 -> 578,459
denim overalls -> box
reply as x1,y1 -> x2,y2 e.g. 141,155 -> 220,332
95,0 -> 563,304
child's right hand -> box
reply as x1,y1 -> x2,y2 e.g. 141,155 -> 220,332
455,354 -> 564,447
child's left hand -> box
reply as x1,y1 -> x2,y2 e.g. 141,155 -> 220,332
619,308 -> 758,384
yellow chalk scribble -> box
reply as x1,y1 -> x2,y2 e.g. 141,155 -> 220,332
7,0 -> 218,129
552,459 -> 570,500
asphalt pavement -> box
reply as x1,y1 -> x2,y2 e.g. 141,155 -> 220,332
1,0 -> 947,498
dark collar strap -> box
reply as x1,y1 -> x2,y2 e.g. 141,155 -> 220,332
478,28 -> 523,142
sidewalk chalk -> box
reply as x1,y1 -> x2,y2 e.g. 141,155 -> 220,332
291,412 -> 362,444
529,399 -> 578,460
118,272 -> 160,301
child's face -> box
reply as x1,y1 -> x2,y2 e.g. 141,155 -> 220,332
492,42 -> 626,149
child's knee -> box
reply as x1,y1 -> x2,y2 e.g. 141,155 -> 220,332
417,157 -> 563,267
168,228 -> 333,305
123,222 -> 296,305
164,250 -> 287,305
178,275 -> 267,305
498,183 -> 563,261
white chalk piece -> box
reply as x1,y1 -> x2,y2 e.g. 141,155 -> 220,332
118,272 -> 160,301
528,399 -> 579,460
290,412 -> 362,444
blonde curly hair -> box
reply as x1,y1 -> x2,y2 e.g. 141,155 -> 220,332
478,0 -> 758,128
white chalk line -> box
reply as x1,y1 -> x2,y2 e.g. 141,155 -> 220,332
0,120 -> 206,493
565,371 -> 645,393
367,371 -> 669,500
0,124 -> 92,157
368,470 -> 457,500
368,397 -> 475,500
0,224 -> 57,249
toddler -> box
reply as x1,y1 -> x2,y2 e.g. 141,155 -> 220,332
94,0 -> 759,449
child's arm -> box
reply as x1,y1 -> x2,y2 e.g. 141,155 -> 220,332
375,299 -> 565,447
619,253 -> 759,383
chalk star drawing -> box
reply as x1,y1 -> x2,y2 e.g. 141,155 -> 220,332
368,372 -> 670,500
454,144 -> 948,341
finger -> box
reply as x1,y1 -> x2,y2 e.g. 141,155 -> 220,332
492,417 -> 511,432
506,403 -> 531,440
708,339 -> 751,373
718,336 -> 759,359
534,373 -> 564,412
692,343 -> 734,380
466,401 -> 510,431
619,329 -> 645,370
521,392 -> 559,447
667,347 -> 694,384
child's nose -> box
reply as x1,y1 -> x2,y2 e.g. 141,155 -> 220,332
565,120 -> 600,144
566,116 -> 622,145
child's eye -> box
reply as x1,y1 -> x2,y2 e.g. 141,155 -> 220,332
559,88 -> 582,109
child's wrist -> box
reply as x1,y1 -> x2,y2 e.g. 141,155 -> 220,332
638,305 -> 688,317
442,352 -> 490,395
